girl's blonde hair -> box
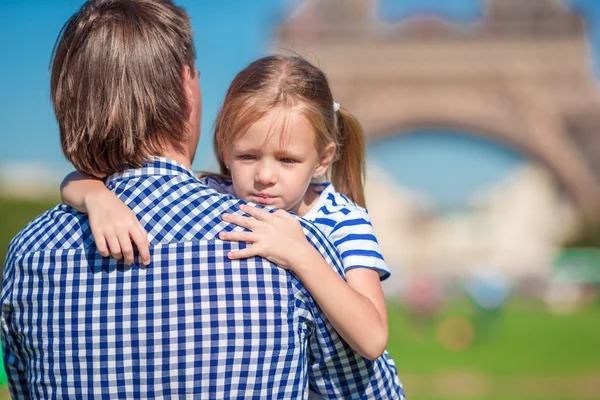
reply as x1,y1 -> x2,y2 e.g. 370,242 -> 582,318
213,55 -> 367,207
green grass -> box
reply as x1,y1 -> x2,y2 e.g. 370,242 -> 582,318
387,300 -> 600,376
387,301 -> 600,399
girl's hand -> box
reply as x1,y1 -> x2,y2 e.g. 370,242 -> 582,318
219,204 -> 310,269
85,191 -> 150,266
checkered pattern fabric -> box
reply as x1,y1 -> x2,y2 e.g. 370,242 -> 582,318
2,158 -> 405,399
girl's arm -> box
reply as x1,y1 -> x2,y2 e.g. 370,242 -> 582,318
220,204 -> 388,360
61,171 -> 150,266
288,244 -> 388,360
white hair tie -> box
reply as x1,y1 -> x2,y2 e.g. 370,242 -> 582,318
333,101 -> 340,112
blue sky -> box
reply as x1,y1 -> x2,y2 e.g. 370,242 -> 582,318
369,130 -> 525,210
0,0 -> 284,175
1,0 -> 600,204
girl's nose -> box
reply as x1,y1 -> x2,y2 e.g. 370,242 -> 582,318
255,161 -> 277,185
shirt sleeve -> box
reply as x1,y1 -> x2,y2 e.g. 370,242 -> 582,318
1,241 -> 30,398
1,313 -> 30,399
1,254 -> 30,400
329,208 -> 391,281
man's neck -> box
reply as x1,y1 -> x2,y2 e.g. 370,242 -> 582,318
161,149 -> 193,171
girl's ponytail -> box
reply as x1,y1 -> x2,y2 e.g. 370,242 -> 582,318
331,106 -> 366,208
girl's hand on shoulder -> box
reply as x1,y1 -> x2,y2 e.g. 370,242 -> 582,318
85,191 -> 150,266
219,204 -> 310,269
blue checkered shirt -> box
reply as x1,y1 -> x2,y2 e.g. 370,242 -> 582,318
2,158 -> 405,399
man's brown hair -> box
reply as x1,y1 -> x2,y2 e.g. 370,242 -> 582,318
51,0 -> 196,177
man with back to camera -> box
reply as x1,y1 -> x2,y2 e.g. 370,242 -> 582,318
1,0 -> 404,398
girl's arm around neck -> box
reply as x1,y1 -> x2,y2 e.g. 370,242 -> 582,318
60,171 -> 150,266
60,171 -> 107,213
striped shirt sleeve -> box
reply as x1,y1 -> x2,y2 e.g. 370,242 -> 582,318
329,208 -> 391,280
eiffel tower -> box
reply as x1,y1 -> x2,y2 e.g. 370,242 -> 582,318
275,0 -> 600,217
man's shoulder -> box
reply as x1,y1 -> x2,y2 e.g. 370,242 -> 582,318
116,172 -> 238,207
6,204 -> 88,260
109,173 -> 258,243
113,171 -> 242,210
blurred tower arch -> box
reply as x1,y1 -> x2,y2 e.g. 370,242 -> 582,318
277,0 -> 376,39
275,0 -> 600,217
486,0 -> 570,21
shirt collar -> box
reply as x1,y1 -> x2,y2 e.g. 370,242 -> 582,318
303,182 -> 333,220
105,157 -> 198,187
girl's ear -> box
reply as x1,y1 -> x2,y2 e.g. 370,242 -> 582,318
313,142 -> 336,178
222,152 -> 231,168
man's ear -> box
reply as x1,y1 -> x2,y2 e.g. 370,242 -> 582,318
314,142 -> 336,178
183,65 -> 194,121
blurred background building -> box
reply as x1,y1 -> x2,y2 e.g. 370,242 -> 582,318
276,0 -> 600,293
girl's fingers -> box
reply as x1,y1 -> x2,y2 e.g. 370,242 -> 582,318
273,209 -> 290,219
222,213 -> 256,230
131,223 -> 151,266
219,231 -> 255,243
106,235 -> 123,260
94,234 -> 110,257
227,246 -> 259,260
117,232 -> 135,266
240,204 -> 271,220
136,220 -> 148,238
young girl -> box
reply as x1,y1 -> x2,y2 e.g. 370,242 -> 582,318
62,55 -> 393,361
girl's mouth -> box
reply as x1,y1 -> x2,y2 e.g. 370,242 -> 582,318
253,193 -> 278,205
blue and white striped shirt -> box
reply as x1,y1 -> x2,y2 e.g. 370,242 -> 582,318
2,158 -> 404,399
302,183 -> 390,280
201,178 -> 391,280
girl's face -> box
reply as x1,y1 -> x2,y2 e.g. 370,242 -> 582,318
225,107 -> 332,215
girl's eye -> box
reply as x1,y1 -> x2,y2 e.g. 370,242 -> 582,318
237,155 -> 256,161
279,158 -> 296,164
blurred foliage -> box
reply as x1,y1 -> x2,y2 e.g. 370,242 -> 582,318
563,217 -> 600,248
0,196 -> 58,270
